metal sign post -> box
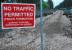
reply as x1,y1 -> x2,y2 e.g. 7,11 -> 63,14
40,0 -> 45,50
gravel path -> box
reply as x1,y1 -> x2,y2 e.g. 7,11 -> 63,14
0,10 -> 72,50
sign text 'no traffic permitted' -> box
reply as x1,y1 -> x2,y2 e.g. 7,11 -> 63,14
1,3 -> 35,29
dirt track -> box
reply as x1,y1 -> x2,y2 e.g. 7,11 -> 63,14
0,10 -> 72,50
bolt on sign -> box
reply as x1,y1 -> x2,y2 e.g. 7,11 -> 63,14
1,3 -> 35,29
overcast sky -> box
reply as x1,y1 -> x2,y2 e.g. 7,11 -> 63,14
44,0 -> 64,8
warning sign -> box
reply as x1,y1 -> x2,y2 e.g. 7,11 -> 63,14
1,3 -> 35,29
